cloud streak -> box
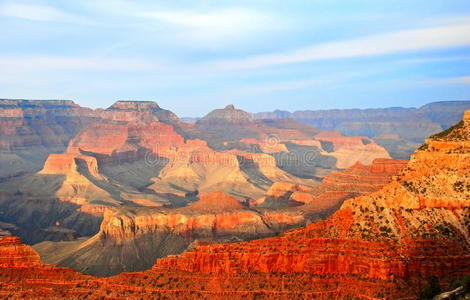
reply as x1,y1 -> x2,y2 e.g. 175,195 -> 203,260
0,56 -> 165,72
445,76 -> 470,85
209,23 -> 470,70
135,7 -> 282,44
0,3 -> 91,24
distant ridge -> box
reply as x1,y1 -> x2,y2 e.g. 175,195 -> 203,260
253,101 -> 470,158
253,100 -> 470,130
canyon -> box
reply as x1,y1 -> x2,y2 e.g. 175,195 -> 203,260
0,100 -> 393,246
144,108 -> 470,297
0,99 -> 466,277
35,157 -> 406,276
0,109 -> 468,298
254,101 -> 470,158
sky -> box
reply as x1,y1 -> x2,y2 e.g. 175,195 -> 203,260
1,1 -> 470,117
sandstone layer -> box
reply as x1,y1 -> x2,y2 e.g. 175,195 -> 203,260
1,110 -> 470,298
39,190 -> 306,276
147,109 -> 470,298
258,158 -> 407,210
39,157 -> 406,276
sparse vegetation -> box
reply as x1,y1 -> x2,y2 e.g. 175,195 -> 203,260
431,120 -> 464,140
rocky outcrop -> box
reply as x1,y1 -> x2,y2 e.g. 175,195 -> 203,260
0,100 -> 187,244
0,236 -> 40,268
0,235 -> 400,299
194,104 -> 259,142
44,191 -> 305,276
147,110 -> 470,298
0,99 -> 98,179
315,131 -> 391,168
258,158 -> 407,211
258,182 -> 315,208
1,105 -> 469,298
309,158 -> 408,198
198,104 -> 253,124
193,104 -> 321,147
38,153 -> 114,206
1,108 -> 470,299
190,191 -> 245,212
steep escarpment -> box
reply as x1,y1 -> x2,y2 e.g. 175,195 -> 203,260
0,109 -> 469,299
420,100 -> 470,129
0,235 -> 403,299
0,236 -> 100,299
148,110 -> 470,298
258,158 -> 407,211
0,99 -> 97,179
0,99 -> 183,180
42,156 -> 408,276
301,158 -> 408,208
314,131 -> 391,168
1,100 -> 325,246
0,236 -> 40,268
254,106 -> 439,134
44,191 -> 304,276
189,190 -> 245,211
107,100 -> 180,126
0,100 -> 186,244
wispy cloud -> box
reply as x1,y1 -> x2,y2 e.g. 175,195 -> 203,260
0,3 -> 90,24
0,55 -> 165,72
137,7 -> 282,44
209,23 -> 470,70
394,54 -> 470,65
140,8 -> 268,29
444,76 -> 470,85
88,0 -> 284,44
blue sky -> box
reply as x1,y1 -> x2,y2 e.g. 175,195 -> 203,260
1,1 -> 470,117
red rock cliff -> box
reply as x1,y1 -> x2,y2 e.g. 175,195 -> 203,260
0,236 -> 40,268
150,110 -> 470,298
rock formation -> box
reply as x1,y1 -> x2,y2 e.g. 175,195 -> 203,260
1,99 -> 469,294
0,236 -> 40,268
0,110 -> 470,298
0,99 -> 97,179
39,191 -> 304,276
0,99 -> 402,273
146,109 -> 470,298
0,100 -> 187,244
314,131 -> 391,168
254,101 -> 470,158
258,158 -> 407,211
37,154 -> 407,276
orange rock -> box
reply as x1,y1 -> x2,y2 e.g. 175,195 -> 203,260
261,158 -> 407,209
144,112 -> 470,298
2,107 -> 469,299
0,236 -> 40,268
464,110 -> 470,122
191,191 -> 245,212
